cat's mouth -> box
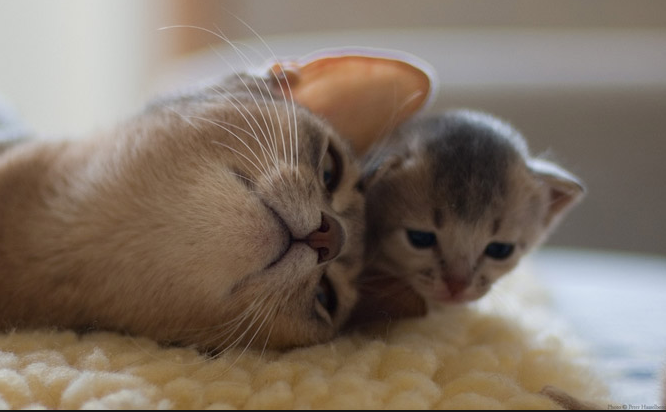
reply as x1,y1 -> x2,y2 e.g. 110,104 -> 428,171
261,201 -> 295,268
263,203 -> 345,269
267,236 -> 294,268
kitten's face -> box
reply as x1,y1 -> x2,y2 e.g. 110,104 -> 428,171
362,111 -> 583,306
131,76 -> 365,350
366,158 -> 545,304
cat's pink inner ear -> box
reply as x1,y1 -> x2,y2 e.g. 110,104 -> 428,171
269,52 -> 436,155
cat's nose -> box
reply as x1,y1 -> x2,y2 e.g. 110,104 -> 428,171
305,213 -> 345,263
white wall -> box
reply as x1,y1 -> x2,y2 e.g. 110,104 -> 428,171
0,0 -> 168,137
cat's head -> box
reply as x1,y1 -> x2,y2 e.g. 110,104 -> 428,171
97,71 -> 367,351
362,110 -> 584,305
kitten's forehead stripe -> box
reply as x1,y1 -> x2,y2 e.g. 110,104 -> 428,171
415,112 -> 523,222
492,218 -> 501,235
434,208 -> 443,228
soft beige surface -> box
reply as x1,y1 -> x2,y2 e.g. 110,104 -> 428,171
0,262 -> 608,409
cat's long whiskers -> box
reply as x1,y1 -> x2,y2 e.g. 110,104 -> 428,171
230,172 -> 259,188
122,335 -> 215,369
207,293 -> 278,374
211,141 -> 269,184
255,286 -> 290,363
209,58 -> 280,173
158,28 -> 275,171
172,23 -> 281,175
229,14 -> 299,169
207,87 -> 285,186
198,116 -> 273,181
184,270 -> 284,360
190,115 -> 269,176
232,292 -> 279,364
208,85 -> 277,173
209,28 -> 285,173
259,309 -> 277,361
164,106 -> 205,133
205,298 -> 266,356
160,23 -> 295,175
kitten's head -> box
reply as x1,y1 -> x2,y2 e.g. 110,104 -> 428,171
362,110 -> 584,305
97,73 -> 365,351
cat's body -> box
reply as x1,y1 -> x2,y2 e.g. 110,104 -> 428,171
0,73 -> 365,352
355,110 -> 584,319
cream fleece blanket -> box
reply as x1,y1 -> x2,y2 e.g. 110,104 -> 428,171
0,261 -> 608,409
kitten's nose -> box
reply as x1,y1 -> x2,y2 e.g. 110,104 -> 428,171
445,278 -> 470,297
305,213 -> 345,263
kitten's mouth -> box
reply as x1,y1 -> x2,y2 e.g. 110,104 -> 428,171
431,287 -> 473,304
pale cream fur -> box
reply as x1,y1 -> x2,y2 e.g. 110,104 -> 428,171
0,262 -> 610,409
0,73 -> 364,352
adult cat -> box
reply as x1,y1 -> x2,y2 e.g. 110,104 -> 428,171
0,50 -> 433,353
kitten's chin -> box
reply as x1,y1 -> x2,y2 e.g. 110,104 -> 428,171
427,287 -> 485,305
431,295 -> 471,305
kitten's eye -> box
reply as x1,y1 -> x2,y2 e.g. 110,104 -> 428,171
484,242 -> 515,260
406,230 -> 437,249
321,145 -> 342,192
314,274 -> 337,322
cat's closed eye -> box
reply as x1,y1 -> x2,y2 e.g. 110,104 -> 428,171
314,273 -> 338,324
321,144 -> 343,192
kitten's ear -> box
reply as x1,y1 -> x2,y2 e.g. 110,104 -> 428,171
359,154 -> 403,192
529,158 -> 586,228
264,48 -> 438,154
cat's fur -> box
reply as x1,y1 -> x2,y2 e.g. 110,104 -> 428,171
0,72 -> 365,352
354,110 -> 584,319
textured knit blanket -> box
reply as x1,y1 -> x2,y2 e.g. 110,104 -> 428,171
0,261 -> 608,409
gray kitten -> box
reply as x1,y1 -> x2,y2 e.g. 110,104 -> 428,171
354,109 -> 584,320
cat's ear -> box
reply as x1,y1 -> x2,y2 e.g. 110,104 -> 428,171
528,158 -> 585,228
264,48 -> 438,155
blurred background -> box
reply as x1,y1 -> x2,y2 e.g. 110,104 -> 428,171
1,0 -> 665,257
